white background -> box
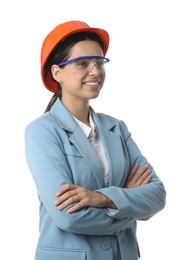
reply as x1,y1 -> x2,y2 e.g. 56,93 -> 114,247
0,0 -> 187,259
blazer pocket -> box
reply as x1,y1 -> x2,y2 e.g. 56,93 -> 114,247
35,248 -> 86,260
63,144 -> 83,157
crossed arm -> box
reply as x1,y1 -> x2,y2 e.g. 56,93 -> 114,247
54,163 -> 151,213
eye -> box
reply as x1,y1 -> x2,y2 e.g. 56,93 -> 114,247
75,59 -> 90,68
96,59 -> 105,67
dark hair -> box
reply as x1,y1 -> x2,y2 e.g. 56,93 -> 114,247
44,32 -> 104,113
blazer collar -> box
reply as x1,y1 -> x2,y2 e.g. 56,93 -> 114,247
50,98 -> 116,132
50,98 -> 78,132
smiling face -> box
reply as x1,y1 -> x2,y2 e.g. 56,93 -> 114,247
51,40 -> 106,107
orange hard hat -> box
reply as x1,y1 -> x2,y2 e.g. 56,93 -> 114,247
40,20 -> 110,93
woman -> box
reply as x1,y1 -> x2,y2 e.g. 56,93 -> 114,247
25,20 -> 166,260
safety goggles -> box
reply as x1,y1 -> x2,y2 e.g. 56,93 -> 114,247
57,55 -> 110,74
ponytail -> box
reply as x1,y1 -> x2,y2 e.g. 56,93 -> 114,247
44,84 -> 62,113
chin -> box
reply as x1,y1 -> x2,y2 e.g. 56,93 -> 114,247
87,93 -> 100,100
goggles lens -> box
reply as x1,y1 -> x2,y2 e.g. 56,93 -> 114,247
57,56 -> 110,74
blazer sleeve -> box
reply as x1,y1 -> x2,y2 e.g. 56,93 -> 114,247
98,120 -> 166,220
25,121 -> 134,236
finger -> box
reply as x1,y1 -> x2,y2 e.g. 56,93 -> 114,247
56,184 -> 76,196
57,191 -> 90,212
55,189 -> 78,206
141,175 -> 152,185
67,201 -> 85,213
56,194 -> 80,210
130,162 -> 140,175
127,162 -> 140,181
136,168 -> 151,185
133,164 -> 150,182
138,164 -> 150,174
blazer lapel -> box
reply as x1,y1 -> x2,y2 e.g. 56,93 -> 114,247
50,99 -> 105,188
92,111 -> 128,187
69,127 -> 105,188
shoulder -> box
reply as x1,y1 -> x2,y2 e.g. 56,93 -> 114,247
25,112 -> 61,140
25,112 -> 56,129
93,110 -> 130,138
94,112 -> 133,144
96,112 -> 121,125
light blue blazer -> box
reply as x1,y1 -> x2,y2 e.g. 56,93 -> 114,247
25,98 -> 166,260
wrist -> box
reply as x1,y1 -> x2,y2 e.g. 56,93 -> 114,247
105,196 -> 117,209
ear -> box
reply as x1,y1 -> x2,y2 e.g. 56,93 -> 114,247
51,65 -> 63,83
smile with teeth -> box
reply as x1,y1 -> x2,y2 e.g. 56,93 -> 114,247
85,82 -> 99,85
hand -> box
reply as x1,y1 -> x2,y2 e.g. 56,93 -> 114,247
54,184 -> 116,213
124,162 -> 151,189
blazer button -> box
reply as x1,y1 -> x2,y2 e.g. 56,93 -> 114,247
102,241 -> 111,251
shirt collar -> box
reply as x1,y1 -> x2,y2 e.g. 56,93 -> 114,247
73,113 -> 96,138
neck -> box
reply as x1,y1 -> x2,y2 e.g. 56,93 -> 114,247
61,98 -> 90,126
